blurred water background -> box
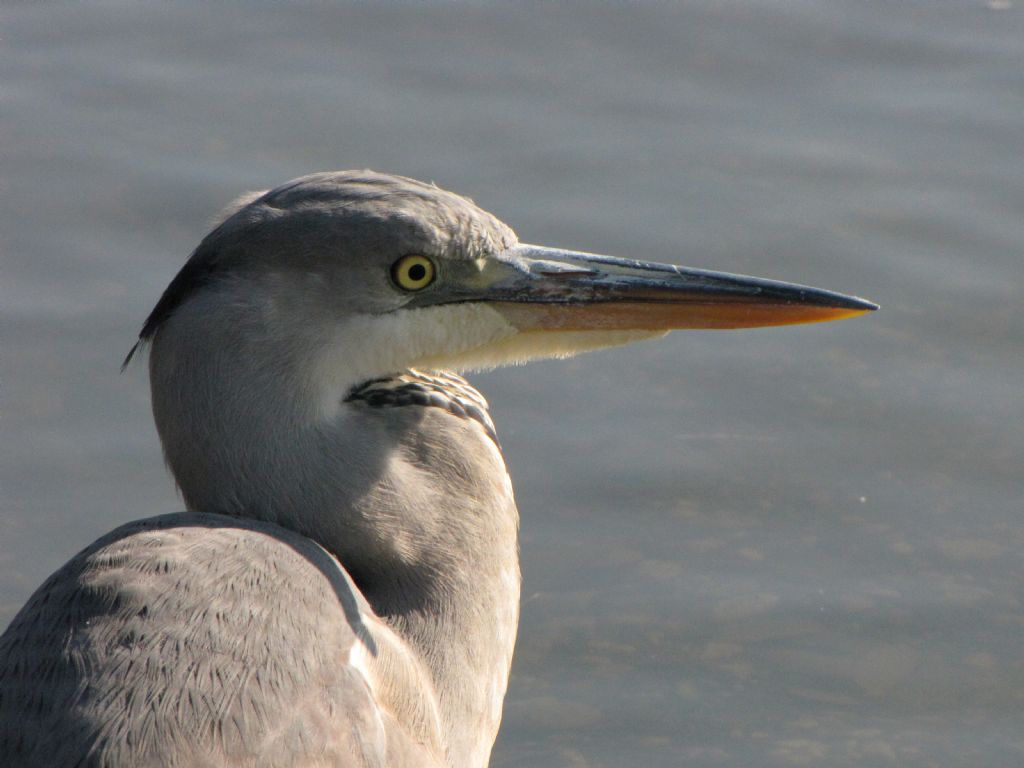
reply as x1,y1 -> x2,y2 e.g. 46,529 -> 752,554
2,2 -> 1022,765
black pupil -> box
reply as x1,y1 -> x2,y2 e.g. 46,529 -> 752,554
407,263 -> 427,282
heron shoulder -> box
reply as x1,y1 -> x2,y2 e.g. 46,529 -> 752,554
0,512 -> 445,767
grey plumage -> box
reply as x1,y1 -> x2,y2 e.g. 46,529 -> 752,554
1,513 -> 444,766
0,171 -> 875,767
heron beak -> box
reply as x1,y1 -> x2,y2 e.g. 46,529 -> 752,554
480,244 -> 878,332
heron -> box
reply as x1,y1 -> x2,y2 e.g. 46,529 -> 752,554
0,171 -> 876,767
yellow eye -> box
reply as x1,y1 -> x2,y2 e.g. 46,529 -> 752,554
391,255 -> 436,291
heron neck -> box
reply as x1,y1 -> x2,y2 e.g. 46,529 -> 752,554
317,391 -> 522,768
149,306 -> 520,768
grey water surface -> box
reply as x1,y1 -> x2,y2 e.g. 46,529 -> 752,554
2,2 -> 1022,766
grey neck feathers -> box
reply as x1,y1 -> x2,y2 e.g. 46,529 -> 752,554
148,290 -> 520,768
346,370 -> 499,446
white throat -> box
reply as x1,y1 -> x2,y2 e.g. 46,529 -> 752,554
310,302 -> 664,420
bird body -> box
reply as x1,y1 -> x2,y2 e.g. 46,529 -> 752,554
0,171 -> 875,766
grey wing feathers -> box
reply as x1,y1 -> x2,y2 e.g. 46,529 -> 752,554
0,513 -> 441,767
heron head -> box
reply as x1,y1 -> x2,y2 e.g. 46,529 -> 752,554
132,170 -> 876,400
